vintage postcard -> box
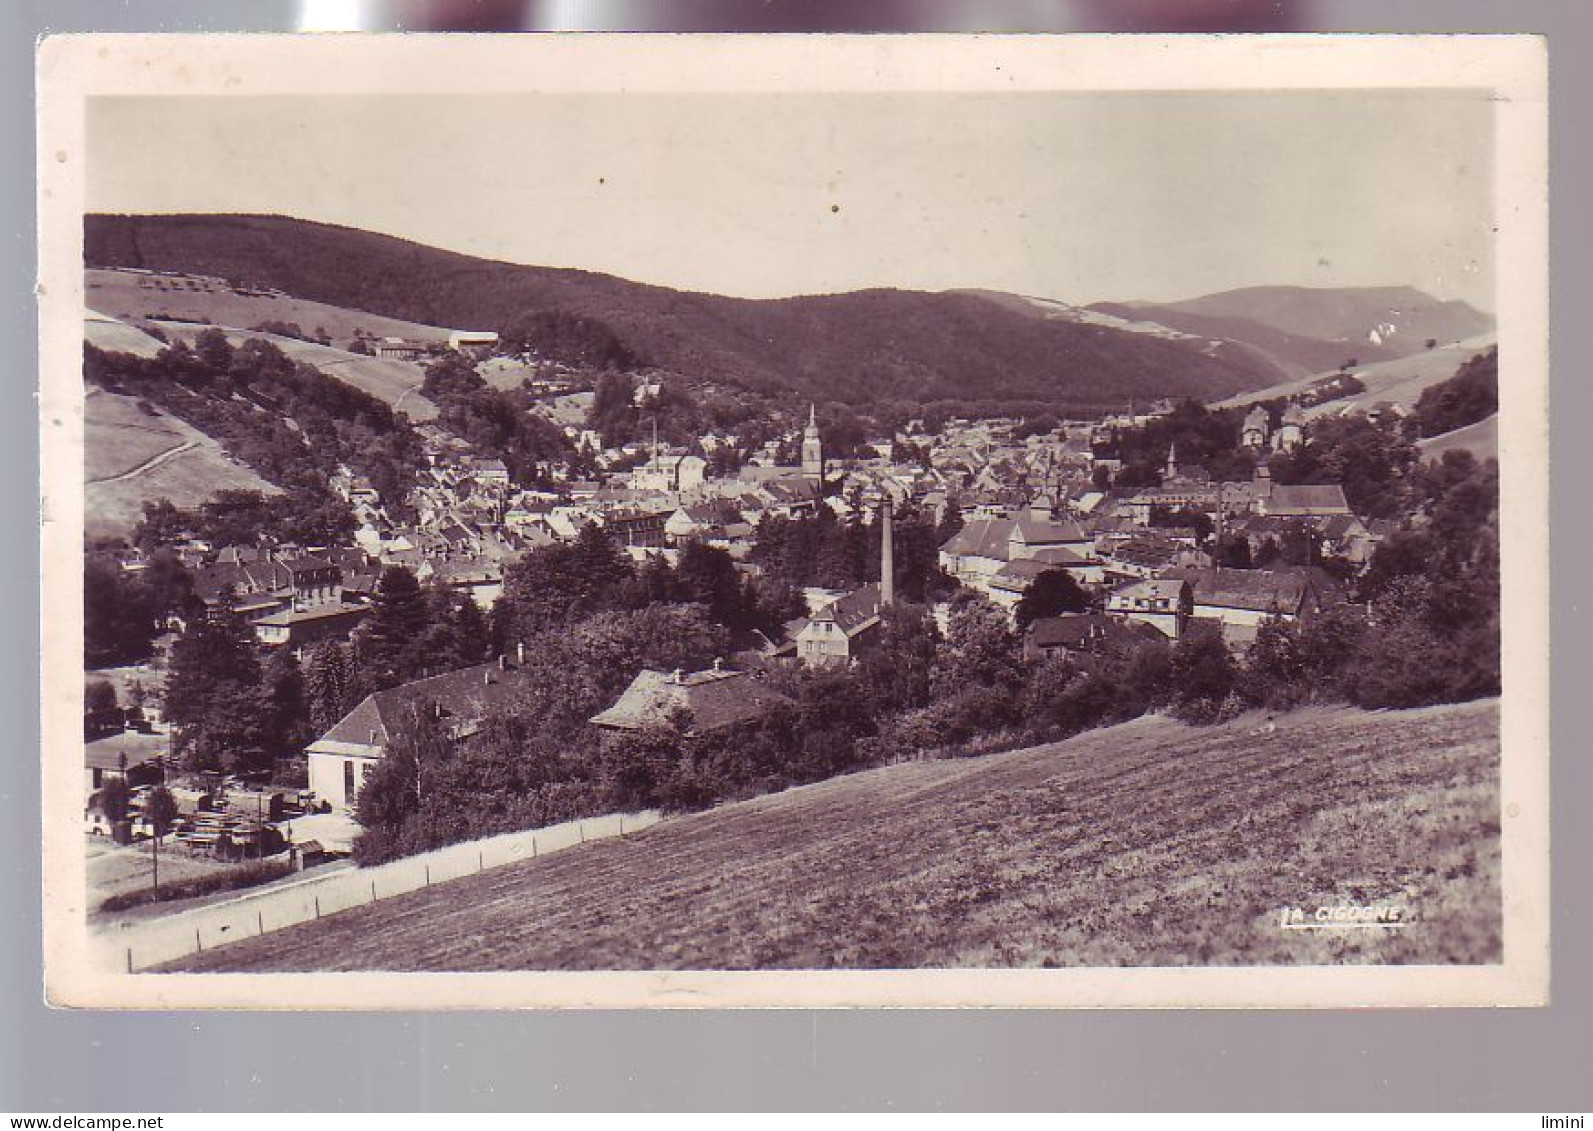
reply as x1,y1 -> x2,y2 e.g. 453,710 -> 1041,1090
38,33 -> 1549,1008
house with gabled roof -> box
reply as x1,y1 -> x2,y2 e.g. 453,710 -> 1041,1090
1023,612 -> 1167,663
938,501 -> 1100,593
1160,565 -> 1337,647
792,584 -> 887,668
1255,482 -> 1353,519
1105,577 -> 1193,639
589,664 -> 793,738
306,656 -> 537,812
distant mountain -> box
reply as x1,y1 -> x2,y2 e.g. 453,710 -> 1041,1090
85,214 -> 1288,409
1102,285 -> 1493,362
1085,301 -> 1401,378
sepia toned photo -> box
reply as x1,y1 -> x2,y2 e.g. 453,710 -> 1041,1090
37,33 -> 1549,1009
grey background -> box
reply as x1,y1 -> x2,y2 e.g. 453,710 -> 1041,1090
5,0 -> 1587,1112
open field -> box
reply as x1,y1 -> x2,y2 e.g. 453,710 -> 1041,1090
85,308 -> 167,357
86,268 -> 455,346
170,698 -> 1500,972
538,391 -> 594,427
83,387 -> 193,481
1211,334 -> 1497,417
85,388 -> 279,539
1419,413 -> 1499,463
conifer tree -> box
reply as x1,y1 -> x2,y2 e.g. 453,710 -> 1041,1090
354,566 -> 430,688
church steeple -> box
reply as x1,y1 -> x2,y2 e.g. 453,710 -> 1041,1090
802,403 -> 824,479
1164,440 -> 1179,481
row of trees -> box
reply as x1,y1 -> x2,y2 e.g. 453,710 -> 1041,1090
497,522 -> 805,643
748,499 -> 953,601
133,490 -> 357,556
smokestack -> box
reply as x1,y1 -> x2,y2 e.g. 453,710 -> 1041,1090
880,497 -> 895,608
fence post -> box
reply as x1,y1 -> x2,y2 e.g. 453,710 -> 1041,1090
315,895 -> 321,919
579,822 -> 585,844
425,864 -> 431,886
370,880 -> 377,903
619,815 -> 624,837
257,910 -> 264,935
126,947 -> 133,974
532,836 -> 538,858
195,927 -> 202,954
478,850 -> 484,874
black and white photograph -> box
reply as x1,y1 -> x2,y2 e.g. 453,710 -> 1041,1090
38,33 -> 1549,1009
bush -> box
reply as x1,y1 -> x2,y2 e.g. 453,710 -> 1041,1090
99,859 -> 293,912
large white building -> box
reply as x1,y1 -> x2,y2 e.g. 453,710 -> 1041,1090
306,658 -> 535,812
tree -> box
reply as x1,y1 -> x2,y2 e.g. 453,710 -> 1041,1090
587,371 -> 637,448
1013,568 -> 1088,631
1269,414 -> 1417,519
354,566 -> 431,687
98,776 -> 131,824
791,669 -> 875,781
264,647 -> 312,754
933,591 -> 1024,696
305,641 -> 357,734
84,559 -> 158,666
164,592 -> 276,773
141,548 -> 196,621
194,327 -> 234,373
85,679 -> 118,713
1243,616 -> 1307,709
1414,348 -> 1497,438
1213,534 -> 1253,569
673,541 -> 747,630
353,702 -> 454,861
500,525 -> 635,637
936,502 -> 965,545
1168,627 -> 1238,722
856,604 -> 939,715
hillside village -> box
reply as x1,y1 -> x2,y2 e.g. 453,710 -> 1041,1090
80,267 -> 1502,913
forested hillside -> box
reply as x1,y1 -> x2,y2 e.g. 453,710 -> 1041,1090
1413,347 -> 1499,439
86,213 -> 1285,408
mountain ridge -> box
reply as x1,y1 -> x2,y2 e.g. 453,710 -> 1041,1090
85,212 -> 1288,409
1102,283 -> 1493,358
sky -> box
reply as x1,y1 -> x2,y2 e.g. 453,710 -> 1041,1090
86,90 -> 1496,311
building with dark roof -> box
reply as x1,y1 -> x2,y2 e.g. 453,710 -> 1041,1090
1256,483 -> 1354,518
1105,577 -> 1193,639
938,507 -> 1097,590
589,665 -> 793,737
306,657 -> 537,812
793,584 -> 886,668
1023,613 -> 1166,662
1159,565 -> 1339,647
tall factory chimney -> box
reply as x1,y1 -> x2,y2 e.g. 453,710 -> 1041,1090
880,497 -> 895,609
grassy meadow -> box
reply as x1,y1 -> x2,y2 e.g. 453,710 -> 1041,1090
170,699 -> 1501,972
